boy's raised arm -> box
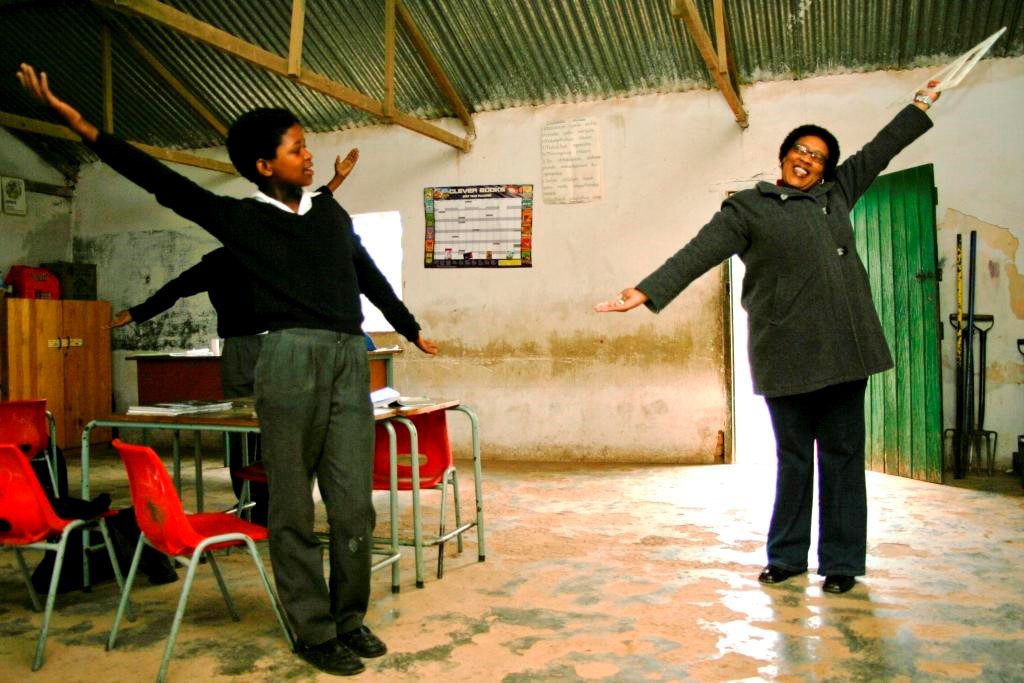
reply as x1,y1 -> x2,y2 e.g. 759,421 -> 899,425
17,63 -> 98,142
17,63 -> 232,233
326,148 -> 359,194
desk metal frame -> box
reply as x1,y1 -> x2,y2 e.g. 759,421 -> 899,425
79,409 -> 403,592
389,402 -> 486,588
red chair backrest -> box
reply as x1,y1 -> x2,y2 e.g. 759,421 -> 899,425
111,439 -> 202,557
0,443 -> 66,545
0,399 -> 49,459
373,411 -> 453,490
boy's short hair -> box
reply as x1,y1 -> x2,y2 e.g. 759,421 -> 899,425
778,124 -> 840,181
227,108 -> 300,184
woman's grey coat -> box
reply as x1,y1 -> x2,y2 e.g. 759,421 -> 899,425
637,105 -> 933,397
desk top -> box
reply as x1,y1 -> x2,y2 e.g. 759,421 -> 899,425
127,348 -> 402,362
96,399 -> 458,428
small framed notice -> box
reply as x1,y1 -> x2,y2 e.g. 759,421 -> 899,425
1,177 -> 27,216
424,184 -> 533,268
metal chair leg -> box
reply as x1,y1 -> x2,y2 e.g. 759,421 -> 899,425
158,550 -> 204,683
206,552 -> 240,620
33,520 -> 84,671
13,548 -> 43,612
241,537 -> 294,649
451,468 -> 464,554
108,537 -> 145,651
97,518 -> 134,621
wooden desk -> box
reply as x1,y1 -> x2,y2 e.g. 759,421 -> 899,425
128,348 -> 399,403
80,404 -> 403,591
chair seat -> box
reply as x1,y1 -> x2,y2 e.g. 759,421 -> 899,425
186,513 -> 269,548
372,470 -> 447,491
231,463 -> 267,483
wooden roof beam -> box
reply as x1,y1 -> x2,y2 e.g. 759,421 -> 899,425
287,0 -> 305,78
96,10 -> 230,138
0,111 -> 237,175
672,0 -> 748,129
395,0 -> 475,138
92,0 -> 471,151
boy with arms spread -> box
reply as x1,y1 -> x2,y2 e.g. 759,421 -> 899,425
18,64 -> 438,676
107,150 -> 362,527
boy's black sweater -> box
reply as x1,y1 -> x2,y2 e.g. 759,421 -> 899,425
129,248 -> 265,339
87,132 -> 420,341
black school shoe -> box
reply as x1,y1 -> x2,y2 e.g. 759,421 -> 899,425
295,638 -> 365,676
822,575 -> 856,594
339,625 -> 388,658
757,565 -> 805,584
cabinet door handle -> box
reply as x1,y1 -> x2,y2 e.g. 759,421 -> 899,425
68,337 -> 83,347
48,338 -> 63,349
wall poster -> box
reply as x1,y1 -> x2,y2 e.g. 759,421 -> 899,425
423,184 -> 532,268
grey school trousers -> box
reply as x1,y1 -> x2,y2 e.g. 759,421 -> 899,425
254,329 -> 375,645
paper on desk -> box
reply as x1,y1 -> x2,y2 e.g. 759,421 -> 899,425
370,386 -> 400,407
168,348 -> 215,357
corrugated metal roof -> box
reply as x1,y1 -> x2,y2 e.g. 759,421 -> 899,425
2,0 -> 1021,178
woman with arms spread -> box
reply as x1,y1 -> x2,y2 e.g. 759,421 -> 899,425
596,89 -> 940,594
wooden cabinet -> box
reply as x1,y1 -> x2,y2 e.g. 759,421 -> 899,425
1,297 -> 112,448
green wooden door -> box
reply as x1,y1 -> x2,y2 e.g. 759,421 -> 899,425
851,164 -> 943,483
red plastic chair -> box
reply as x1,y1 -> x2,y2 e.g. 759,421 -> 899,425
107,439 -> 293,683
0,399 -> 59,494
0,443 -> 127,671
373,410 -> 465,588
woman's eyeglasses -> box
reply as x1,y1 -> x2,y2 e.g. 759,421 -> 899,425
792,143 -> 827,165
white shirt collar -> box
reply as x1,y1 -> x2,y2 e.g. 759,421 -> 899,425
250,188 -> 321,216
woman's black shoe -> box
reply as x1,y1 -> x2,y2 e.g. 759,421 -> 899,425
822,575 -> 856,594
757,565 -> 804,584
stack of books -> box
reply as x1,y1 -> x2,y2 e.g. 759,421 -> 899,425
127,399 -> 234,416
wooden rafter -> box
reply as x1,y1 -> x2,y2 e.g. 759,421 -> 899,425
101,24 -> 114,133
92,0 -> 473,151
384,0 -> 395,118
0,111 -> 237,175
99,10 -> 229,137
395,0 -> 475,137
287,0 -> 305,78
672,0 -> 748,129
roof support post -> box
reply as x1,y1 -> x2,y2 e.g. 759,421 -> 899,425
672,0 -> 748,129
384,0 -> 395,118
287,0 -> 305,78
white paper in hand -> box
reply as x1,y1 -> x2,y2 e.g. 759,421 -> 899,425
918,27 -> 1006,92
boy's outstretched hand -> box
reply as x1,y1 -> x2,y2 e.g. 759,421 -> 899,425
335,149 -> 359,180
326,148 -> 360,193
106,310 -> 134,329
16,63 -> 98,142
414,335 -> 438,355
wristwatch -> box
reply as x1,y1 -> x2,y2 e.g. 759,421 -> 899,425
914,93 -> 935,107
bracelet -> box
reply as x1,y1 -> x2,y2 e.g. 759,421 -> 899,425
914,93 -> 934,107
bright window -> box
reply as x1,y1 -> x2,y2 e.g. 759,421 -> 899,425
352,211 -> 403,332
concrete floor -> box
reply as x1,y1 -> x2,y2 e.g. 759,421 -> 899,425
1,448 -> 1022,682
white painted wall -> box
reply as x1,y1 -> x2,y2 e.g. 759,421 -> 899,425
0,128 -> 72,280
64,57 -> 1024,466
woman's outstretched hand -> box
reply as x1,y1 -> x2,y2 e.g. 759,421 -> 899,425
16,63 -> 98,142
594,288 -> 648,313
